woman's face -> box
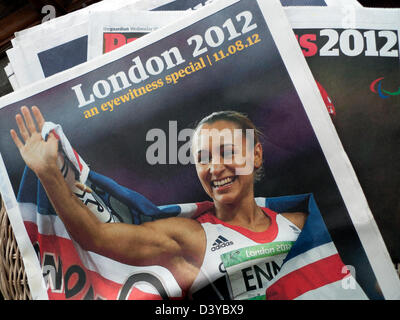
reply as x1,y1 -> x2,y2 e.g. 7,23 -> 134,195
192,120 -> 262,205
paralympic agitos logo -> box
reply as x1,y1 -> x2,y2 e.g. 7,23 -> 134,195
370,77 -> 400,99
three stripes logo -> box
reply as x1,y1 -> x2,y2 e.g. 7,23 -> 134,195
289,225 -> 301,234
211,235 -> 234,251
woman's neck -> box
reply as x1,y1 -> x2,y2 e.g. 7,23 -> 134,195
214,196 -> 270,232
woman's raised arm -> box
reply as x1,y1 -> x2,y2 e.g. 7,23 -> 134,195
10,106 -> 205,272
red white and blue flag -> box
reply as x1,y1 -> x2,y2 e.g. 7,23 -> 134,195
260,195 -> 368,300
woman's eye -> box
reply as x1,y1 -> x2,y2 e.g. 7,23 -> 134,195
198,151 -> 211,164
222,149 -> 235,158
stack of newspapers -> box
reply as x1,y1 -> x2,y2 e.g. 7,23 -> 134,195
0,0 -> 399,301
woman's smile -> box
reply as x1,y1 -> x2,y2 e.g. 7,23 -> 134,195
211,175 -> 237,191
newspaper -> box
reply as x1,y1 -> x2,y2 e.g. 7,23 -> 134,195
286,6 -> 400,276
5,0 -> 359,90
324,0 -> 362,6
0,0 -> 396,300
3,63 -> 19,91
87,10 -> 189,60
11,0 -> 146,44
86,0 -> 361,60
6,0 -> 173,88
83,5 -> 400,277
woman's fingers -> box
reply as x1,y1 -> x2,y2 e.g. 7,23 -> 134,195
47,131 -> 59,146
32,106 -> 45,131
21,106 -> 37,134
75,182 -> 93,194
47,132 -> 60,155
13,106 -> 45,144
10,129 -> 24,150
15,113 -> 30,142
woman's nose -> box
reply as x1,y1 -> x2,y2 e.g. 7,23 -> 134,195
209,160 -> 225,176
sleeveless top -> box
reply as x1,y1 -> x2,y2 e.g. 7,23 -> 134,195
188,207 -> 300,300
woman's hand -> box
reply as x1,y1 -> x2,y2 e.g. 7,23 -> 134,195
10,106 -> 58,176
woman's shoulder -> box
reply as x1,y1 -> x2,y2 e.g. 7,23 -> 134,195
280,212 -> 308,230
195,212 -> 217,224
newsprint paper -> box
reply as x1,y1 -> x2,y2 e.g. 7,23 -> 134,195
0,0 -> 398,300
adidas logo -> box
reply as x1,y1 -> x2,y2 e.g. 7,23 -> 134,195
211,235 -> 234,251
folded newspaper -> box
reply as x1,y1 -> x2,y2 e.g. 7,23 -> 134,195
286,5 -> 400,273
5,0 -> 361,90
0,0 -> 398,300
74,2 -> 400,265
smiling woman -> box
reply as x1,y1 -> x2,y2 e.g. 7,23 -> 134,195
10,106 -> 307,300
188,111 -> 307,299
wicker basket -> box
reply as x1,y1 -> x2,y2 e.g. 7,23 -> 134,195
0,195 -> 31,300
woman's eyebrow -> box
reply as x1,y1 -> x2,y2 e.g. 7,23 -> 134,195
196,143 -> 235,154
196,149 -> 209,155
220,143 -> 235,149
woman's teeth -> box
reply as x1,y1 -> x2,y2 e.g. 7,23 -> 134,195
212,176 -> 235,187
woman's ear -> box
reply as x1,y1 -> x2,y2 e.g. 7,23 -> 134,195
253,142 -> 263,169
